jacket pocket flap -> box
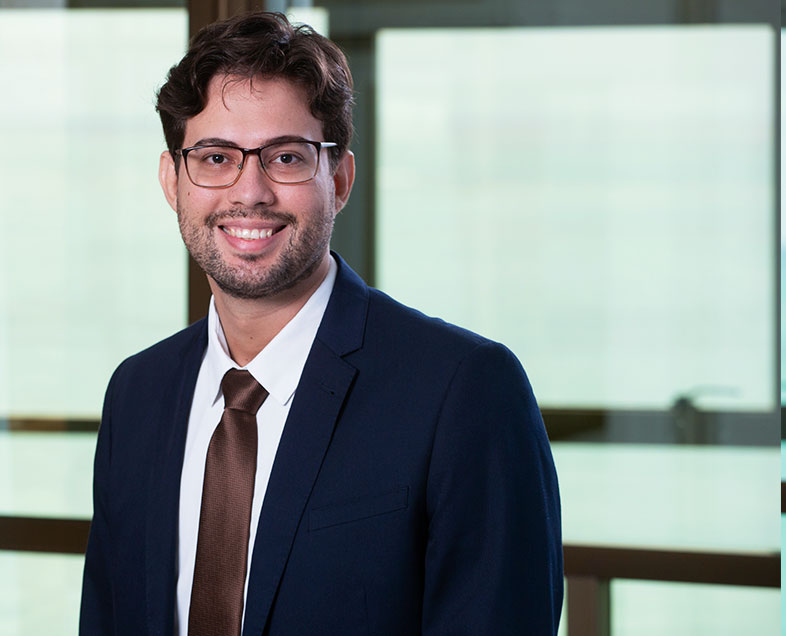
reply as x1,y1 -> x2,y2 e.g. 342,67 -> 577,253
309,486 -> 409,531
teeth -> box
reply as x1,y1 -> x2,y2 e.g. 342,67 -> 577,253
223,227 -> 275,240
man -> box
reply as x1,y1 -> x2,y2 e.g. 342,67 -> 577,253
80,11 -> 562,636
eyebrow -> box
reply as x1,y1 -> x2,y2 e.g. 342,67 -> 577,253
189,135 -> 313,148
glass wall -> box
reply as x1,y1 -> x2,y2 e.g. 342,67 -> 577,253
0,3 -> 779,635
0,9 -> 188,419
0,8 -> 188,634
375,23 -> 779,636
377,26 -> 774,414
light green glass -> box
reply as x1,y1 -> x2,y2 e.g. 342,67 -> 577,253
376,25 -> 778,635
0,9 -> 188,419
0,431 -> 95,518
0,552 -> 85,636
611,581 -> 779,636
376,26 -> 775,413
554,443 -> 779,552
0,9 -> 187,635
553,442 -> 780,634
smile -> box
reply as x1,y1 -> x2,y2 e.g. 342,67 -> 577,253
221,225 -> 283,240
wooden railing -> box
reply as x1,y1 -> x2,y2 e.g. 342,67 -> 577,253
564,544 -> 780,636
1,516 -> 779,636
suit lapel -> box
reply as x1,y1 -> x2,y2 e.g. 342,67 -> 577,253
145,320 -> 208,635
242,255 -> 369,636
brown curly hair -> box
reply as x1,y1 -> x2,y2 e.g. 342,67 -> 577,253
156,12 -> 354,169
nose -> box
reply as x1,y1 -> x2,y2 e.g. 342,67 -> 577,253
228,152 -> 276,208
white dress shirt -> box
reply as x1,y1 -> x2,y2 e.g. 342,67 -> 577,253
175,256 -> 337,635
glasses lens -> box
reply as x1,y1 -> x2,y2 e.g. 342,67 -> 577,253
261,142 -> 320,184
185,146 -> 243,187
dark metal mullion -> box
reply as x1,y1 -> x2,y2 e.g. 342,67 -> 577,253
563,545 -> 780,588
0,408 -> 779,443
0,517 -> 90,554
567,577 -> 611,636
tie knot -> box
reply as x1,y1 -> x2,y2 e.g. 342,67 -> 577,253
221,368 -> 268,414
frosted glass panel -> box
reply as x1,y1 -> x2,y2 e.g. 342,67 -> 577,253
611,580 -> 779,636
376,26 -> 774,411
0,9 -> 188,418
0,431 -> 95,518
553,443 -> 779,551
555,443 -> 779,635
0,552 -> 84,636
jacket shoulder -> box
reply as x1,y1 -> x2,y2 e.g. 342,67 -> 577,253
359,288 -> 533,395
109,318 -> 207,389
365,287 -> 495,356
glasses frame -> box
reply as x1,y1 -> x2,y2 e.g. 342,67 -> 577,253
175,140 -> 338,188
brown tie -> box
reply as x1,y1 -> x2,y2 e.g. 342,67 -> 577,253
188,369 -> 268,636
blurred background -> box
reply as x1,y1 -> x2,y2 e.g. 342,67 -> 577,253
0,1 -> 779,634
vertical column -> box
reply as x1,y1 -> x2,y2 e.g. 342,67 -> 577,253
566,576 -> 611,636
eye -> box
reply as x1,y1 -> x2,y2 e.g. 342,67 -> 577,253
189,146 -> 240,168
201,151 -> 234,166
271,152 -> 303,165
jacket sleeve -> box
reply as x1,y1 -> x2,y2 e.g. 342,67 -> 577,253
80,367 -> 119,635
422,341 -> 563,635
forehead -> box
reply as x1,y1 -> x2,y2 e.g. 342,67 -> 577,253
183,74 -> 323,146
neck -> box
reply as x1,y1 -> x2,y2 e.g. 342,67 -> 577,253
210,254 -> 332,366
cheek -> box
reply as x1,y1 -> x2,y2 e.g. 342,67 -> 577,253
178,186 -> 220,213
303,180 -> 333,206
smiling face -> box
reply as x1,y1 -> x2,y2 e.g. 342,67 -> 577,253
159,74 -> 354,302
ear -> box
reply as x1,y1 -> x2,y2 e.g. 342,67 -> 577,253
332,150 -> 355,214
158,150 -> 179,212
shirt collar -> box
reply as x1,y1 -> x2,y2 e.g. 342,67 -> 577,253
203,256 -> 337,407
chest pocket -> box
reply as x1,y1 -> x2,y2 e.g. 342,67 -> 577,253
309,486 -> 409,531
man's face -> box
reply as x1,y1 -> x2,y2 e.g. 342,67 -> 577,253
159,74 -> 354,300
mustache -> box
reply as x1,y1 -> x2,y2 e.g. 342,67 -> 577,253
205,209 -> 296,228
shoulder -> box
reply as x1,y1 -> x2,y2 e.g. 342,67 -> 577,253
365,285 -> 517,370
327,255 -> 518,383
349,286 -> 540,422
108,318 -> 207,392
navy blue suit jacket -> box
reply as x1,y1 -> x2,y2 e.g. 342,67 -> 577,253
80,254 -> 563,635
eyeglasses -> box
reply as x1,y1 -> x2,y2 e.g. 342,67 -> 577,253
175,140 -> 337,188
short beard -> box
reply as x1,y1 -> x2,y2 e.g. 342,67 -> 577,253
177,207 -> 334,300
